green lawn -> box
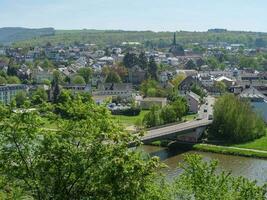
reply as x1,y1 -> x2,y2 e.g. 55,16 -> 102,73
112,110 -> 149,127
233,134 -> 267,151
182,114 -> 197,121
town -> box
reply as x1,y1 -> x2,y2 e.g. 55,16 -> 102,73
0,8 -> 267,198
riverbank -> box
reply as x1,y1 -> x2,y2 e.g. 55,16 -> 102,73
193,143 -> 267,159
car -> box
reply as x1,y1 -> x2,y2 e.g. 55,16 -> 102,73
204,108 -> 207,112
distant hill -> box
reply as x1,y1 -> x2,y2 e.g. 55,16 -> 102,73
0,27 -> 55,44
10,29 -> 267,48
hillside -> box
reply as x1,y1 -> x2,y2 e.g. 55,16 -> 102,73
0,27 -> 55,45
9,29 -> 267,48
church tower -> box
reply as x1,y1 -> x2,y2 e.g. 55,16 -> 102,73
173,32 -> 176,45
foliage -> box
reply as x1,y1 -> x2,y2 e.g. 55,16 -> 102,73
171,73 -> 186,88
143,97 -> 188,128
191,84 -> 206,99
71,75 -> 86,85
105,71 -> 122,83
13,29 -> 267,49
138,51 -> 148,70
214,81 -> 227,94
31,87 -> 48,105
193,144 -> 267,159
238,56 -> 260,70
148,56 -> 158,80
14,91 -> 28,107
174,154 -> 267,200
77,67 -> 92,84
7,76 -> 21,84
160,105 -> 177,124
210,94 -> 266,142
0,98 -> 165,200
143,105 -> 163,128
0,76 -> 7,84
123,52 -> 138,68
141,79 -> 167,97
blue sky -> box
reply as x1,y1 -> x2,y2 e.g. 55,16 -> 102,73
0,0 -> 267,32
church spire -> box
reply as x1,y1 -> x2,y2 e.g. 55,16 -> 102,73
173,32 -> 176,45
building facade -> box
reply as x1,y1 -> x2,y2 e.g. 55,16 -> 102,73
0,84 -> 27,105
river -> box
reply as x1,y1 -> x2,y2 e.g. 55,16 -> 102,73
140,145 -> 267,185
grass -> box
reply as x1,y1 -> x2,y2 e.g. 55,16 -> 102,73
193,143 -> 267,159
112,110 -> 149,127
182,114 -> 197,121
112,112 -> 197,127
233,134 -> 267,151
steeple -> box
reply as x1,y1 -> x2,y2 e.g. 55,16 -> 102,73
173,32 -> 176,45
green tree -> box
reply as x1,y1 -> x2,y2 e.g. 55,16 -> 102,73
138,51 -> 148,69
214,81 -> 226,94
71,75 -> 86,85
14,91 -> 27,107
77,67 -> 92,84
31,87 -> 48,105
160,105 -> 177,124
143,105 -> 162,128
0,76 -> 7,84
171,97 -> 188,121
148,56 -> 158,80
123,52 -> 138,68
175,154 -> 267,200
238,56 -> 259,70
171,73 -> 186,88
105,71 -> 122,83
206,57 -> 219,70
0,99 -> 165,200
7,76 -> 21,84
210,94 -> 265,142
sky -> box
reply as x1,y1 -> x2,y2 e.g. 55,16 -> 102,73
0,0 -> 267,32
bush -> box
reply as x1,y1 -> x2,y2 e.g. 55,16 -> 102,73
111,107 -> 141,116
210,94 -> 265,143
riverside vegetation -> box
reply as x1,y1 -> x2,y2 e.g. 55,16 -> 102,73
0,91 -> 266,199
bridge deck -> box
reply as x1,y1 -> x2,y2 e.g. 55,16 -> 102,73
141,119 -> 212,143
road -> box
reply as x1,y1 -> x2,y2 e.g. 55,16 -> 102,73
197,96 -> 215,120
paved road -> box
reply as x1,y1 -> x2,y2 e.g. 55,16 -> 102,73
198,96 -> 215,120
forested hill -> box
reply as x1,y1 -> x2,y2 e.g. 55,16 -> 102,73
0,27 -> 55,45
9,29 -> 267,48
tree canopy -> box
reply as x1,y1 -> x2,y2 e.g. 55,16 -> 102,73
210,94 -> 265,142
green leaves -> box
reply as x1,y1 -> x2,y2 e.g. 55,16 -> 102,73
211,94 -> 266,142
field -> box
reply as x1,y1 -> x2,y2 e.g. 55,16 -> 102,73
111,110 -> 149,127
233,134 -> 267,151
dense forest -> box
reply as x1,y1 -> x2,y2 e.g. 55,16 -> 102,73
11,29 -> 267,48
0,27 -> 55,44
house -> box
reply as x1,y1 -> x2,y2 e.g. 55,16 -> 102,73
93,83 -> 133,100
32,66 -> 53,84
98,56 -> 114,65
239,87 -> 267,123
186,91 -> 201,113
138,97 -> 167,110
214,76 -> 235,87
239,87 -> 266,102
178,76 -> 201,93
0,84 -> 27,105
63,84 -> 92,94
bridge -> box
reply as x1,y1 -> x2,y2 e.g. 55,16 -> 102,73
140,119 -> 212,144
